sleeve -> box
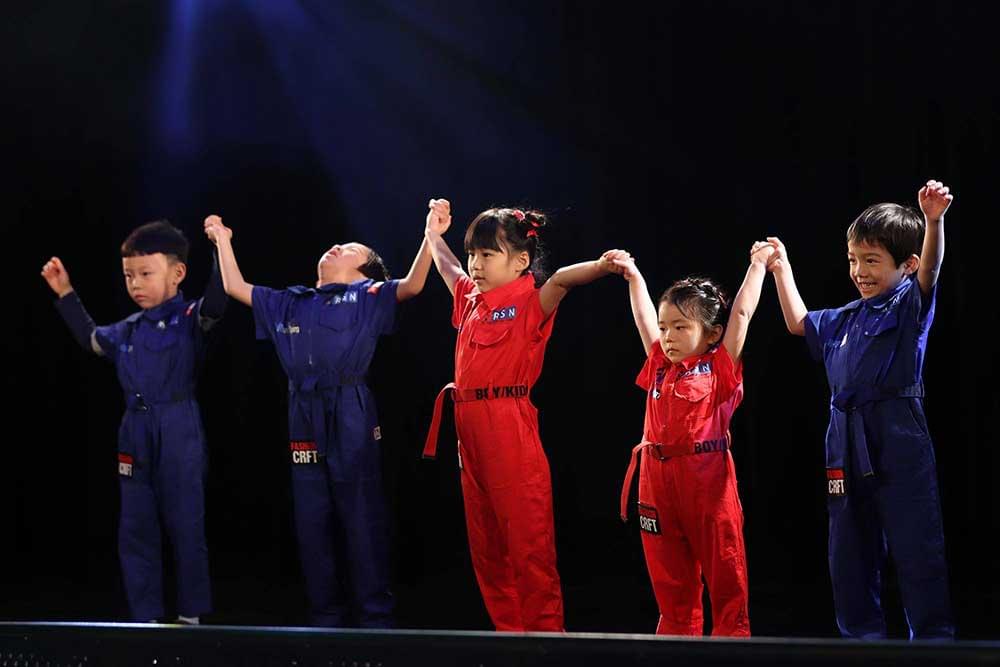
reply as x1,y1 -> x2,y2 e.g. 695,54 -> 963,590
251,286 -> 290,342
197,251 -> 227,331
54,291 -> 103,355
523,287 -> 558,342
635,341 -> 665,390
367,279 -> 400,335
450,275 -> 476,330
915,279 -> 937,333
804,308 -> 837,362
712,343 -> 743,404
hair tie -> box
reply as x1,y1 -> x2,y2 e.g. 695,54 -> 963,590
512,209 -> 525,222
526,229 -> 538,238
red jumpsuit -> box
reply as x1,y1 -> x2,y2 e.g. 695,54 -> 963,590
620,342 -> 750,636
424,274 -> 564,631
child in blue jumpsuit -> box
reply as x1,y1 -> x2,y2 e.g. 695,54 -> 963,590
41,220 -> 225,623
204,210 -> 433,627
766,180 -> 955,639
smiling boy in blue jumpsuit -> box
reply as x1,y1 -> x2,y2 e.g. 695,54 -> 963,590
41,220 -> 225,624
204,211 -> 433,627
766,180 -> 955,639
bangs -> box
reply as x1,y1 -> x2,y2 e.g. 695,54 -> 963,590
463,212 -> 507,254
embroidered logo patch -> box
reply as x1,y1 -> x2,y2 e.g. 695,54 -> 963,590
329,291 -> 359,305
491,306 -> 517,322
118,453 -> 134,477
827,468 -> 846,496
637,503 -> 661,535
373,426 -> 382,441
679,361 -> 712,378
290,441 -> 319,464
276,322 -> 301,335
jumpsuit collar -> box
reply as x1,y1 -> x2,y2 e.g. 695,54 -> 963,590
669,346 -> 715,372
138,292 -> 186,322
466,273 -> 536,310
317,278 -> 369,293
862,275 -> 912,311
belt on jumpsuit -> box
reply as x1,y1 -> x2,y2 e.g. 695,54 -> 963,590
422,382 -> 530,460
829,383 -> 924,478
124,390 -> 193,412
289,373 -> 368,459
618,434 -> 731,521
121,390 -> 195,464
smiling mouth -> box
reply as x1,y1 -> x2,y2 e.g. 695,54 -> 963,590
857,281 -> 877,291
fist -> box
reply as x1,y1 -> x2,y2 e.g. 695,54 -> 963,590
204,214 -> 232,244
426,198 -> 452,235
41,256 -> 73,297
918,179 -> 953,222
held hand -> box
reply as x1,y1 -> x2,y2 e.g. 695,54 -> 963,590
765,237 -> 788,273
203,214 -> 232,245
425,198 -> 452,235
600,249 -> 634,277
750,241 -> 776,266
41,256 -> 73,297
918,179 -> 953,222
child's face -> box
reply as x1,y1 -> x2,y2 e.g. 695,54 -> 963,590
122,253 -> 185,310
467,243 -> 529,292
847,240 -> 915,300
317,242 -> 369,285
657,302 -> 721,363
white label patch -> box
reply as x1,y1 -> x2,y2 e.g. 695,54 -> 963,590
373,426 -> 382,441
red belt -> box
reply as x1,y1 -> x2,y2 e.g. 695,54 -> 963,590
619,441 -> 691,520
422,382 -> 530,459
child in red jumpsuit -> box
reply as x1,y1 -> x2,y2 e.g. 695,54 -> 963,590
422,198 -> 625,631
616,244 -> 773,636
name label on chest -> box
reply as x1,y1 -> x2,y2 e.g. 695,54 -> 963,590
490,305 -> 517,322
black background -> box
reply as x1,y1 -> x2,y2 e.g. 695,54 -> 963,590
4,0 -> 998,638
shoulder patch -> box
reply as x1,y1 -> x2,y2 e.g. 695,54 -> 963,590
367,282 -> 382,295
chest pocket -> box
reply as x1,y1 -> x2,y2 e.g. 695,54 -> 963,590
142,328 -> 181,351
671,374 -> 715,433
863,309 -> 899,338
470,323 -> 514,348
673,374 -> 713,402
318,303 -> 359,332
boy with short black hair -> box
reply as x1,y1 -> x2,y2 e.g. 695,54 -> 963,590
766,180 -> 955,640
41,218 -> 225,624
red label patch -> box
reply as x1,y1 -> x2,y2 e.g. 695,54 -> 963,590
290,441 -> 319,465
118,453 -> 134,477
637,503 -> 661,535
827,468 -> 846,496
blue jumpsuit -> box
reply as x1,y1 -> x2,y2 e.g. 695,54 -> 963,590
805,276 -> 953,639
252,278 -> 397,628
56,288 -> 221,622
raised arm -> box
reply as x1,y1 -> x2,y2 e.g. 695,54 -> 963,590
611,253 -> 658,354
538,250 -> 623,317
916,179 -> 952,297
396,235 -> 434,302
41,257 -> 103,354
722,243 -> 773,362
424,198 -> 466,296
204,215 -> 253,307
767,237 -> 808,336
